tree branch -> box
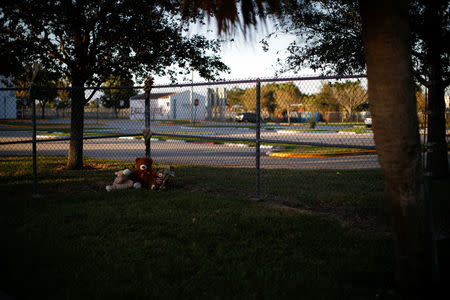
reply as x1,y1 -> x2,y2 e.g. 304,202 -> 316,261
412,69 -> 429,87
84,88 -> 99,104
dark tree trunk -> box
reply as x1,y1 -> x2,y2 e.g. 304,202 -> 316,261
427,83 -> 448,178
41,102 -> 45,119
359,0 -> 430,295
424,0 -> 448,179
66,78 -> 86,169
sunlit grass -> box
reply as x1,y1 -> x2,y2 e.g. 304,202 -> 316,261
272,145 -> 372,153
0,120 -> 108,132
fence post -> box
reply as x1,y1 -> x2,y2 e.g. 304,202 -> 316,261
28,63 -> 42,198
144,78 -> 153,158
255,79 -> 261,200
30,84 -> 41,198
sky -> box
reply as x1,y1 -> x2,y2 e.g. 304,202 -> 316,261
211,21 -> 296,80
155,19 -> 314,84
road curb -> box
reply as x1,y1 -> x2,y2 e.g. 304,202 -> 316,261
268,150 -> 376,158
191,141 -> 216,145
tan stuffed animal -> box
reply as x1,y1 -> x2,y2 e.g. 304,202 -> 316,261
106,169 -> 134,192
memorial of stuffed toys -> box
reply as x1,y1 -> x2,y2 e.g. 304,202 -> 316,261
105,157 -> 174,191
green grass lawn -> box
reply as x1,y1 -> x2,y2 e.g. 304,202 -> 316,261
0,156 -> 398,299
272,144 -> 372,154
156,119 -> 202,125
266,122 -> 366,126
39,131 -> 123,137
0,120 -> 107,133
323,122 -> 365,126
189,124 -> 257,129
275,128 -> 372,134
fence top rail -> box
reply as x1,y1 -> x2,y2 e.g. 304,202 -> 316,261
0,74 -> 367,91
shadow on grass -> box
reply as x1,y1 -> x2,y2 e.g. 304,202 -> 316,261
0,156 -> 390,232
0,155 -> 399,299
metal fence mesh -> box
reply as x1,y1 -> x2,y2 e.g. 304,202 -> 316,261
0,75 -> 392,197
2,75 -> 449,286
0,78 -> 381,162
3,75 -> 450,236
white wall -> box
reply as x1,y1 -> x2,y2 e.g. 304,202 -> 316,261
130,91 -> 206,121
0,76 -> 17,119
206,88 -> 227,121
130,98 -> 170,120
170,90 -> 206,120
129,99 -> 145,120
152,96 -> 171,120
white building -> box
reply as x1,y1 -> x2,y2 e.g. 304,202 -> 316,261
206,87 -> 227,121
129,90 -> 206,120
0,76 -> 17,119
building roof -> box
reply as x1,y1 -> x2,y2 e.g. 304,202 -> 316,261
130,92 -> 177,100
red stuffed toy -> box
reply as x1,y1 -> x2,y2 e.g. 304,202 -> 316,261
151,166 -> 175,190
130,157 -> 156,189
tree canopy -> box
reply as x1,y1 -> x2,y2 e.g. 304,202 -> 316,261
271,0 -> 365,75
0,0 -> 230,169
100,75 -> 136,109
227,80 -> 369,122
273,0 -> 450,87
0,0 -> 229,85
324,80 -> 368,118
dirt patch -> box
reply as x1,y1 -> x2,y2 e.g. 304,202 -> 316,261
179,185 -> 392,236
262,195 -> 392,237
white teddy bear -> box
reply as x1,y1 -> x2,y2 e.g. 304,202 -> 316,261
105,169 -> 134,192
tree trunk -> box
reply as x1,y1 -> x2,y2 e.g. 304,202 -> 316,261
41,101 -> 45,119
427,83 -> 448,178
424,0 -> 448,179
66,80 -> 86,169
359,0 -> 430,295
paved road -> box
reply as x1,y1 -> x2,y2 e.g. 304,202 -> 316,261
25,119 -> 378,148
3,119 -> 446,169
0,136 -> 380,169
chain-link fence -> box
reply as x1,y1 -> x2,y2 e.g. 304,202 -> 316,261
0,75 -> 378,194
2,75 -> 450,288
2,75 -> 447,200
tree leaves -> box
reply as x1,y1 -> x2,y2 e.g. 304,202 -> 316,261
0,0 -> 230,85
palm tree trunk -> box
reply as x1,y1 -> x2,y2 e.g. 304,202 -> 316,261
359,0 -> 430,294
